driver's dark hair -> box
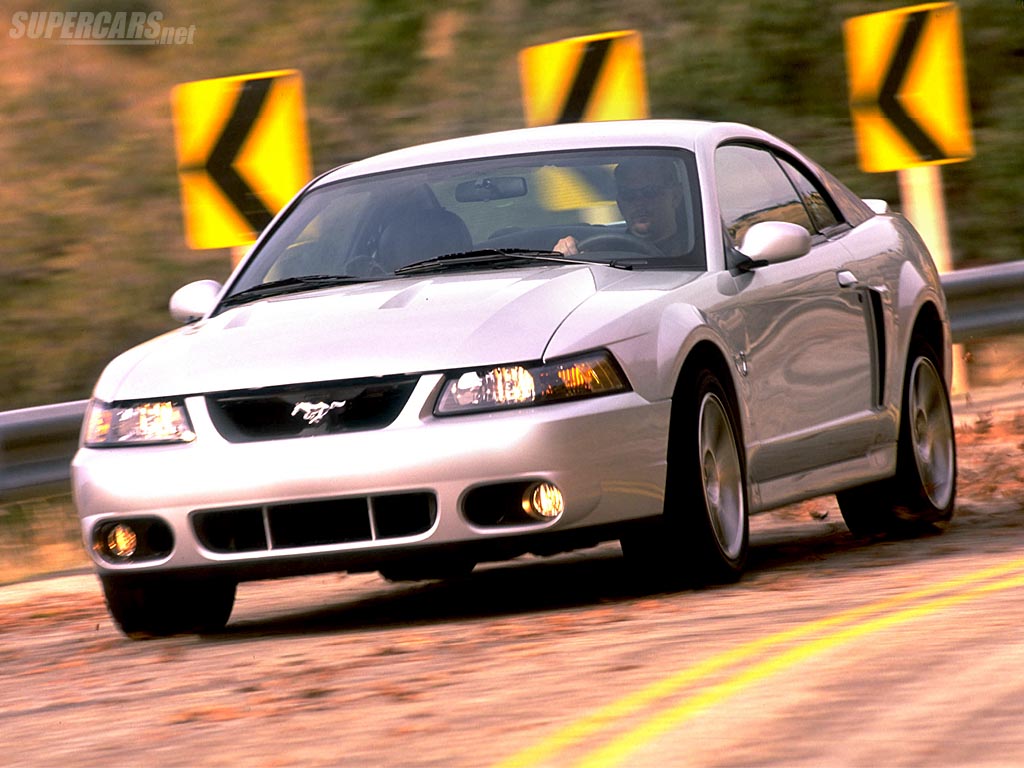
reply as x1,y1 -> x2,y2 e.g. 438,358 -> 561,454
614,156 -> 679,188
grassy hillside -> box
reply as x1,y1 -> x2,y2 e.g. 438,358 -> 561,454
2,0 -> 1022,410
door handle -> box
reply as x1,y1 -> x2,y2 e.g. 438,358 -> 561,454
836,270 -> 859,288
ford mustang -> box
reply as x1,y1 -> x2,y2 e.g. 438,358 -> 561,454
72,120 -> 957,637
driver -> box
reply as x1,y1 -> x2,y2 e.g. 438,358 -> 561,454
553,157 -> 685,257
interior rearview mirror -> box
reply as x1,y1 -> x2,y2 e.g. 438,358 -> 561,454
455,176 -> 528,202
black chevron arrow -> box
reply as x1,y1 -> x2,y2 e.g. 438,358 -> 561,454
182,77 -> 275,233
877,10 -> 945,162
558,38 -> 613,124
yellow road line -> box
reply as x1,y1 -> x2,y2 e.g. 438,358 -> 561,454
580,569 -> 1024,767
494,556 -> 1024,768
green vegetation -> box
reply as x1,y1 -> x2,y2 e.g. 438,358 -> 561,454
2,0 -> 1022,411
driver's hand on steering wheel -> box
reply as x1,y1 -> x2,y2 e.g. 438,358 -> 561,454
553,236 -> 580,256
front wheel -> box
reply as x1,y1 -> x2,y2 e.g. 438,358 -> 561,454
101,574 -> 236,639
622,367 -> 748,585
837,337 -> 956,536
378,557 -> 475,583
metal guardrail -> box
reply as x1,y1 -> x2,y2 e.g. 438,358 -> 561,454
1,263 -> 1023,504
942,261 -> 1024,343
0,400 -> 88,503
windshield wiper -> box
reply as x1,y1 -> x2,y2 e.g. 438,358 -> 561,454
219,274 -> 366,309
393,248 -> 609,275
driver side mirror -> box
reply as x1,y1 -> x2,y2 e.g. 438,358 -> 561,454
736,221 -> 811,267
169,279 -> 222,324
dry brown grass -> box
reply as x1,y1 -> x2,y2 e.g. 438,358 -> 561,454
0,495 -> 90,584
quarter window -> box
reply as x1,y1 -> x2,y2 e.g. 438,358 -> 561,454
777,156 -> 841,232
715,144 -> 815,247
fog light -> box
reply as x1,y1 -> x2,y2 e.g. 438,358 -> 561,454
522,482 -> 564,520
106,524 -> 138,559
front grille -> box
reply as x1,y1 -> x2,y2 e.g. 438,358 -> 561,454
191,492 -> 436,553
206,375 -> 419,442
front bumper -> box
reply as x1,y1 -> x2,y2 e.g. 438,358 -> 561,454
73,375 -> 670,580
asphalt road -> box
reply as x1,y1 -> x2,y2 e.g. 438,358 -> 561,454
2,404 -> 1023,767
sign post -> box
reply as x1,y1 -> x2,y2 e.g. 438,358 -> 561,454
844,2 -> 973,391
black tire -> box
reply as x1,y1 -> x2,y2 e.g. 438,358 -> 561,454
622,367 -> 749,585
379,558 -> 475,583
101,574 -> 236,639
837,336 -> 956,537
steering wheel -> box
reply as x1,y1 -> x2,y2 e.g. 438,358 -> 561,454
576,232 -> 663,258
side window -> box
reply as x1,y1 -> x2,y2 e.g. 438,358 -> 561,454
776,156 -> 841,232
818,167 -> 874,228
715,144 -> 814,246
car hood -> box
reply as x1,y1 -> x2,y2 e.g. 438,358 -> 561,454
95,265 -> 669,400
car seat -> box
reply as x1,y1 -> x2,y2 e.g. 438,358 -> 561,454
377,208 -> 473,272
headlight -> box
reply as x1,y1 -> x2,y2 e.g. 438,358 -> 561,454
435,351 -> 630,415
84,399 -> 197,447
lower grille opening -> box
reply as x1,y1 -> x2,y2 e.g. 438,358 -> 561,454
372,494 -> 436,538
270,498 -> 371,548
192,492 -> 436,553
192,507 -> 267,553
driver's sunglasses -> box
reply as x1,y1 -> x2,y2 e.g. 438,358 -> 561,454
617,184 -> 668,204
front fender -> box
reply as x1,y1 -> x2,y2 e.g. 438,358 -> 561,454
897,245 -> 953,387
543,270 -> 746,429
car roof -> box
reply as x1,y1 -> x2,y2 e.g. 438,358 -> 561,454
314,119 -> 773,187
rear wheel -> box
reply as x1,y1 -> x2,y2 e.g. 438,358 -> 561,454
101,574 -> 236,639
837,337 -> 956,536
622,367 -> 748,585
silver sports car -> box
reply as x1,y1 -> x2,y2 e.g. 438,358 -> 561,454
72,120 -> 957,637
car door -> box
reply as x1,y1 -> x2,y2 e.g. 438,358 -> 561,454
712,143 -> 881,493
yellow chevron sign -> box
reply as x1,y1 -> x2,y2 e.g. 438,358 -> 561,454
172,70 -> 312,249
519,31 -> 649,127
844,3 -> 973,173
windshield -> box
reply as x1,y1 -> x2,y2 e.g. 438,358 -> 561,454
226,147 -> 705,301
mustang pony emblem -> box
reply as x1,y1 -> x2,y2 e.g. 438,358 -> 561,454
291,400 -> 347,425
